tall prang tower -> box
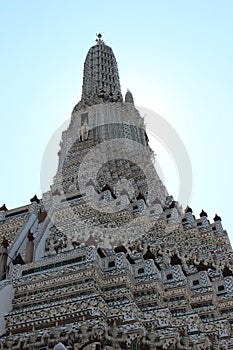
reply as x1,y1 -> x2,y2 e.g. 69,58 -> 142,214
42,33 -> 170,252
1,35 -> 233,349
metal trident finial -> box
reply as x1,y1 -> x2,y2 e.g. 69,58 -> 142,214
96,33 -> 103,45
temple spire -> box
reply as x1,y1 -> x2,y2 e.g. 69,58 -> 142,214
76,34 -> 123,110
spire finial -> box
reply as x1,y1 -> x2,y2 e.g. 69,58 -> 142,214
96,33 -> 103,45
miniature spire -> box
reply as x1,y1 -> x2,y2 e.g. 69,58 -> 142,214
185,205 -> 192,213
0,204 -> 8,211
125,89 -> 134,104
30,194 -> 40,204
200,209 -> 207,217
214,214 -> 222,222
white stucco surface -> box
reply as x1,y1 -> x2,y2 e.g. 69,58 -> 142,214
0,282 -> 14,336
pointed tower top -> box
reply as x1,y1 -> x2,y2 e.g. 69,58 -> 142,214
0,204 -> 8,211
125,89 -> 134,104
74,34 -> 123,111
214,214 -> 222,222
30,194 -> 40,204
185,205 -> 193,213
200,209 -> 208,217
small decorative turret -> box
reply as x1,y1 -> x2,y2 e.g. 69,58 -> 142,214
125,89 -> 134,104
182,206 -> 195,228
0,204 -> 8,211
214,214 -> 221,222
164,200 -> 179,224
198,209 -> 210,229
200,209 -> 208,217
30,194 -> 40,204
185,206 -> 193,213
213,214 -> 223,234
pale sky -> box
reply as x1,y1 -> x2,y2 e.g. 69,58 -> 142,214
1,1 -> 233,241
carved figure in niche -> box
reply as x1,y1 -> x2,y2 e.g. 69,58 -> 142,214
127,239 -> 144,254
91,324 -> 105,342
45,226 -> 68,255
4,337 -> 13,349
69,182 -> 77,192
142,325 -> 163,349
29,332 -> 37,344
174,330 -> 191,350
20,335 -> 29,348
79,318 -> 90,344
211,335 -> 220,350
42,330 -> 49,345
105,321 -> 126,349
78,120 -> 89,141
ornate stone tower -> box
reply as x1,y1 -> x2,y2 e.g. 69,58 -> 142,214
42,33 -> 170,251
80,33 -> 123,107
1,35 -> 233,350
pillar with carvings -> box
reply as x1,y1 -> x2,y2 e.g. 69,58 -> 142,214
25,230 -> 34,263
0,237 -> 9,280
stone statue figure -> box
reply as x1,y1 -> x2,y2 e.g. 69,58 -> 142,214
78,121 -> 89,141
105,321 -> 126,349
142,325 -> 163,349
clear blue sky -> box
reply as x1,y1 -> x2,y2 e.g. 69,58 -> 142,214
1,1 -> 233,240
